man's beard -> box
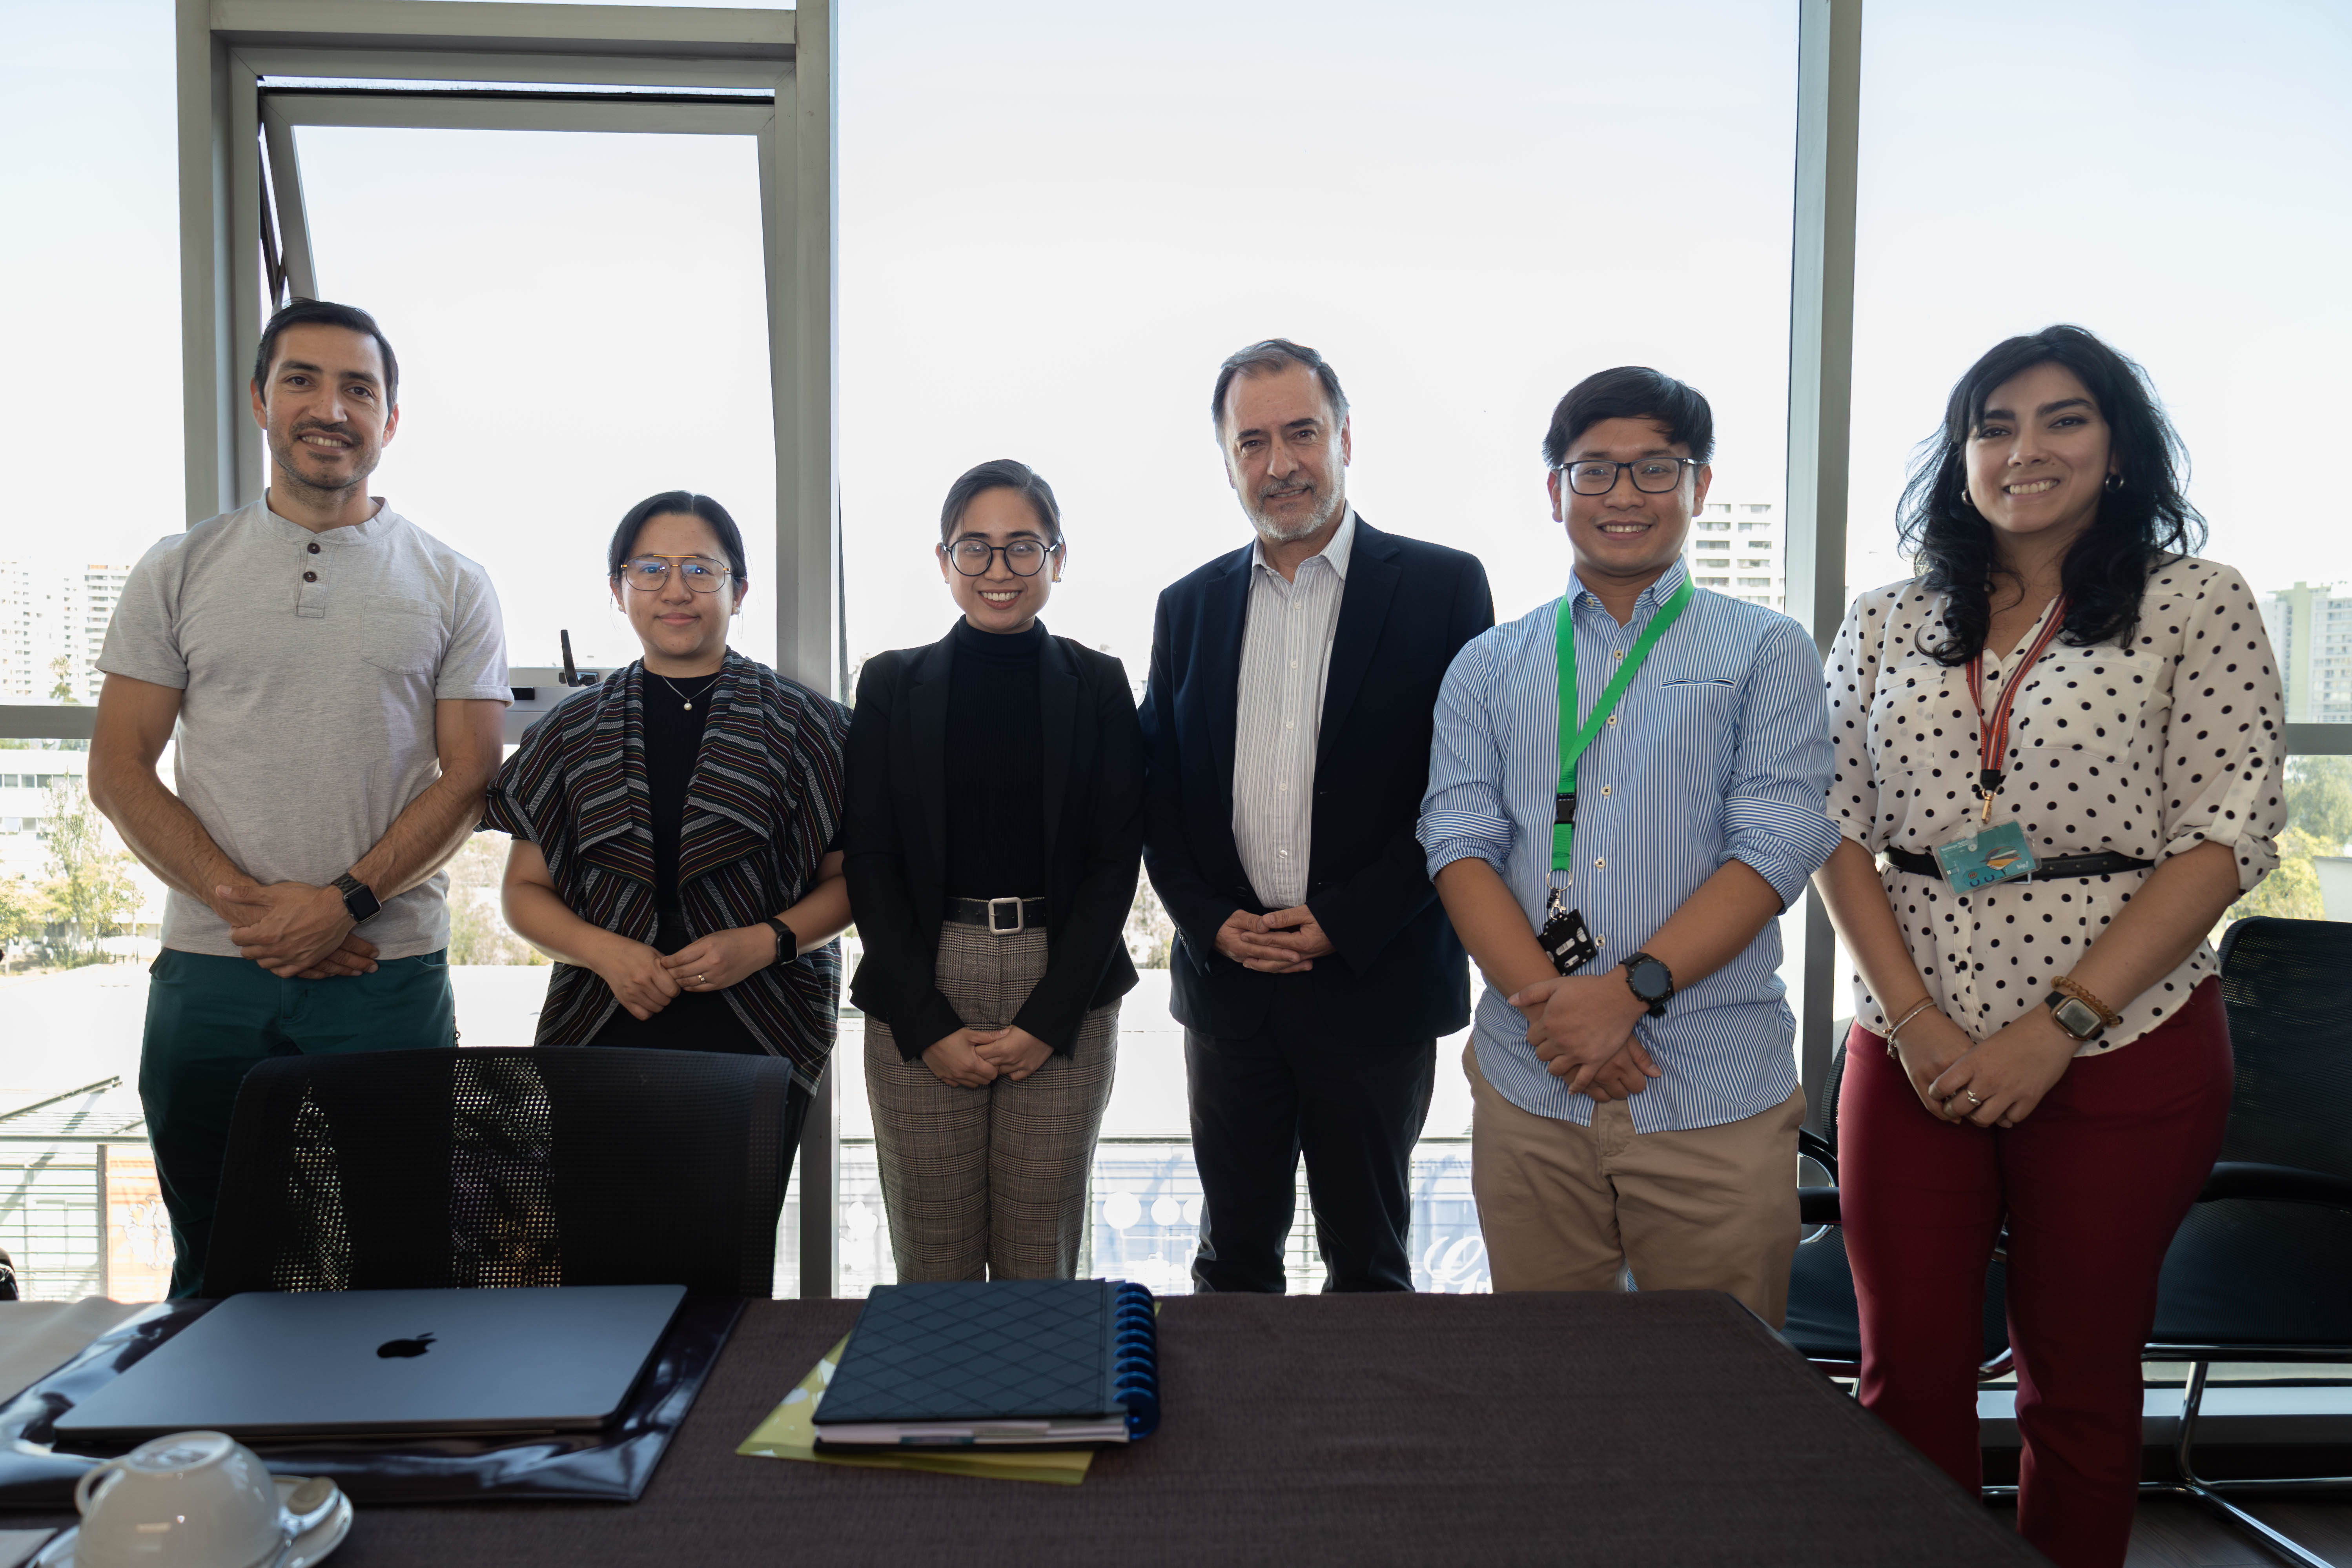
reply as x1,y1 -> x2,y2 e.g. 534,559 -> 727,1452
269,423 -> 375,498
1246,482 -> 1343,544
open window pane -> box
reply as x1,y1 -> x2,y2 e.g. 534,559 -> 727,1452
290,125 -> 778,677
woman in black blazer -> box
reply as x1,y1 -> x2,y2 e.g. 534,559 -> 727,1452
844,459 -> 1145,1280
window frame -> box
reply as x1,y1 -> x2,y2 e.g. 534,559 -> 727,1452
8,0 -> 2344,1289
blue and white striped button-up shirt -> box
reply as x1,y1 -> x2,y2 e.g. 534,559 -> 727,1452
1417,560 -> 1839,1133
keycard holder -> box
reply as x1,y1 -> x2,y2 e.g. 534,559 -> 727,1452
1539,904 -> 1600,976
1933,820 -> 2039,893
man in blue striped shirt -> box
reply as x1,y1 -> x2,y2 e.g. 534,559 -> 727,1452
1416,368 -> 1837,1324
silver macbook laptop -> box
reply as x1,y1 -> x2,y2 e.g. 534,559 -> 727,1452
56,1284 -> 687,1442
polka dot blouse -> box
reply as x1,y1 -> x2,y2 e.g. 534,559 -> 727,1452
1823,556 -> 2286,1056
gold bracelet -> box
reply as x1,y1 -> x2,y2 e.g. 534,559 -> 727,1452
2050,975 -> 2123,1029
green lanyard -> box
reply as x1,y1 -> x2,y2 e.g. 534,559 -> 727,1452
1552,579 -> 1694,872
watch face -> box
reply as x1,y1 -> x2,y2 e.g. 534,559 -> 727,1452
1628,958 -> 1671,1000
2053,996 -> 2102,1038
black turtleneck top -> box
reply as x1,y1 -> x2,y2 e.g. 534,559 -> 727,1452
942,617 -> 1049,898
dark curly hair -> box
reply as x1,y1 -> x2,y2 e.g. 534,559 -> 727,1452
1897,324 -> 2204,666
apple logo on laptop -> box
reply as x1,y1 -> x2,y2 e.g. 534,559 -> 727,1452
376,1332 -> 436,1359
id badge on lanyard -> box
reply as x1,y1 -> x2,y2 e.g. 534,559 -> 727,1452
1543,581 -> 1694,974
1935,597 -> 2067,896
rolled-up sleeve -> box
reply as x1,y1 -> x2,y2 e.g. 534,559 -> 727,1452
1417,633 -> 1515,879
1719,617 -> 1840,907
2156,564 -> 2286,892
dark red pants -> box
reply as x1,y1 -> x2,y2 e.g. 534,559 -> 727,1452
1840,979 -> 2230,1568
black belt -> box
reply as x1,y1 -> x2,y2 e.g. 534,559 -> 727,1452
944,895 -> 1048,933
1884,847 -> 2153,881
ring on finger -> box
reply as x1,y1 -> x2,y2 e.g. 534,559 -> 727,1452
1962,1089 -> 1983,1107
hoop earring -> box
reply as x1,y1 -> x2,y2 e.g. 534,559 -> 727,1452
2102,473 -> 2124,493
1957,488 -> 1975,512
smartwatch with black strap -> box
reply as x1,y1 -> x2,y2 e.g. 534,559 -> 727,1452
1622,951 -> 1674,1018
763,916 -> 797,967
332,872 -> 381,926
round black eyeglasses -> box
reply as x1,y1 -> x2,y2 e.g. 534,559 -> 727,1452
947,538 -> 1059,577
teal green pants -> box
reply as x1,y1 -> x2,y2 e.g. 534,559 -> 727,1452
139,947 -> 456,1297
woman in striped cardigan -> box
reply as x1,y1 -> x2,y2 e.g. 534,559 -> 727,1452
487,492 -> 852,1130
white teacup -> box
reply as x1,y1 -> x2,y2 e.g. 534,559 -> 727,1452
72,1431 -> 284,1568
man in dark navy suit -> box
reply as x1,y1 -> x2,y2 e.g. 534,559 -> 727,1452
1141,340 -> 1493,1292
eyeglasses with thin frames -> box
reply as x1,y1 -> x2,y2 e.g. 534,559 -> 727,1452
619,555 -> 732,594
1555,457 -> 1702,496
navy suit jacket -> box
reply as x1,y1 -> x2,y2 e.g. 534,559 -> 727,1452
1139,516 -> 1493,1043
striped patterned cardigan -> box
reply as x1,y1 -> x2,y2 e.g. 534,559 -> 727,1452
483,652 -> 851,1091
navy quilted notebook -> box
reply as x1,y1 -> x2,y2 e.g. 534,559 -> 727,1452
813,1280 -> 1159,1449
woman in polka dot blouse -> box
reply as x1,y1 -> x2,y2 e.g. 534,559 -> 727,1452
1813,325 -> 2285,1568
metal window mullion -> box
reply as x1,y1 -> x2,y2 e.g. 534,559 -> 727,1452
757,0 -> 840,1293
177,0 -> 235,523
261,102 -> 318,303
1784,0 -> 1864,1130
228,49 -> 268,509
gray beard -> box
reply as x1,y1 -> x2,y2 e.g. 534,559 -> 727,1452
1248,486 -> 1344,545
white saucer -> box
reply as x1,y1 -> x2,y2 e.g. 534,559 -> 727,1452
33,1475 -> 352,1568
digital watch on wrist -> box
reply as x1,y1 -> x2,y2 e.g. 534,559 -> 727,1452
2044,990 -> 2107,1043
332,872 -> 381,926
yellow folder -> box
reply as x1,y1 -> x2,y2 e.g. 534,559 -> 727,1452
736,1333 -> 1096,1486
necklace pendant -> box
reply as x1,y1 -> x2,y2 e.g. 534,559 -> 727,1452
682,701 -> 693,711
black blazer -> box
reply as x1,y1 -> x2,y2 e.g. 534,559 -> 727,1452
844,624 -> 1145,1058
1140,515 -> 1494,1043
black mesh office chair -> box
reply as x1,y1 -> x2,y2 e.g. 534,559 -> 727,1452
1782,1035 -> 2014,1381
206,1047 -> 799,1297
2140,917 -> 2352,1568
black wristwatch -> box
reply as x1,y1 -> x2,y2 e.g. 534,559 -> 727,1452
763,916 -> 797,967
1622,951 -> 1674,1018
2043,990 -> 2107,1043
332,872 -> 382,926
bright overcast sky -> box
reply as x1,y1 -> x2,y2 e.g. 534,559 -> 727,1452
2,0 -> 2347,685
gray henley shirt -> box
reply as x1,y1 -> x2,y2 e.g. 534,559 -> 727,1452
98,497 -> 510,960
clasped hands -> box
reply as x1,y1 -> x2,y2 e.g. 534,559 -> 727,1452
1895,1003 -> 2079,1129
217,879 -> 376,980
597,924 -> 789,1020
1213,906 -> 1334,973
922,1025 -> 1055,1088
1505,971 -> 1662,1101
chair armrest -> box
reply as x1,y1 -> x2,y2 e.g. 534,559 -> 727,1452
1799,1187 -> 1842,1227
1798,1128 -> 1837,1175
2197,1161 -> 2352,1211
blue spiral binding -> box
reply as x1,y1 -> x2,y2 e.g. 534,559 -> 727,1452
1110,1281 -> 1160,1439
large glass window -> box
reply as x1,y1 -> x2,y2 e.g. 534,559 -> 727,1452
838,0 -> 1800,1293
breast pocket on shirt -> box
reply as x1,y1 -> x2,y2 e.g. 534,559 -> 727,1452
1649,675 -> 1745,764
359,598 -> 445,676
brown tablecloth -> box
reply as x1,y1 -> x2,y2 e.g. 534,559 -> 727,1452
32,1291 -> 2046,1566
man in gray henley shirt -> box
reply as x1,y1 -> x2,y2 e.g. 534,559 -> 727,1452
90,299 -> 509,1295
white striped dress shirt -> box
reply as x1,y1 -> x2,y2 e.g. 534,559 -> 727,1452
1416,559 -> 1840,1133
1232,510 -> 1357,910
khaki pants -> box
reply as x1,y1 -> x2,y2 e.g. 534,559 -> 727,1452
1467,1041 -> 1803,1325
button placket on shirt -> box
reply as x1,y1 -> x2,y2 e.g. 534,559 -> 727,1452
296,532 -> 333,617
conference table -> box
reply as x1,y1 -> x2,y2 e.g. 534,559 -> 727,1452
22,1291 -> 2044,1566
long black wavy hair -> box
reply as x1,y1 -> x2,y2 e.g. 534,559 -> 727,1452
1897,324 -> 2204,666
